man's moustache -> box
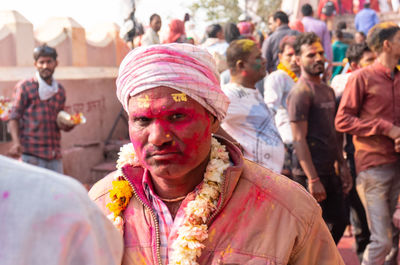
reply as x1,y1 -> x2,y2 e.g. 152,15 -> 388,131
145,145 -> 181,158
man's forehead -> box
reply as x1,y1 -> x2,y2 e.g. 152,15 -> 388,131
301,42 -> 324,53
128,88 -> 199,113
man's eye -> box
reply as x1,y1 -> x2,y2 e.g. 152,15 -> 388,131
170,113 -> 185,121
133,117 -> 151,126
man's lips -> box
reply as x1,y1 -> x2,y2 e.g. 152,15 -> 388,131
146,149 -> 182,159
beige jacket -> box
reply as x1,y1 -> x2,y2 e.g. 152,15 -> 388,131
89,139 -> 344,265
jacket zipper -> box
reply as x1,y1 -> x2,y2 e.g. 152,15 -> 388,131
207,173 -> 227,224
122,172 -> 163,265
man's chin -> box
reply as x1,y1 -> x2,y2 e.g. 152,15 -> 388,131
147,165 -> 186,180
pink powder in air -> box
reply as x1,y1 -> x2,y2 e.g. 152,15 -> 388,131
2,191 -> 9,199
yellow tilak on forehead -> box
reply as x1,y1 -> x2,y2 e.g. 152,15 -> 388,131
137,95 -> 150,108
171,93 -> 187,102
237,39 -> 255,52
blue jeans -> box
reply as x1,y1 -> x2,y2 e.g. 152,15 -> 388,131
21,153 -> 63,174
357,162 -> 400,265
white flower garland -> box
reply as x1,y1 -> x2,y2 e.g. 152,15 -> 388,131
111,137 -> 230,265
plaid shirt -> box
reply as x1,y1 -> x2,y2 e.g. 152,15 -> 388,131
142,171 -> 199,265
9,77 -> 65,160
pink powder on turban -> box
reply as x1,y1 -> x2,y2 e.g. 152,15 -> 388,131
116,43 -> 230,121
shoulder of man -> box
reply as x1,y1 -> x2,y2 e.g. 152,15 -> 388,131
16,77 -> 37,89
2,154 -> 92,212
239,159 -> 321,222
265,69 -> 290,83
291,78 -> 311,93
88,170 -> 117,201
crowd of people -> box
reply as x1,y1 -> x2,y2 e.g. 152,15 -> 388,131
2,2 -> 400,265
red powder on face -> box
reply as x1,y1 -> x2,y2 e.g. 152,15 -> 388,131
128,87 -> 214,179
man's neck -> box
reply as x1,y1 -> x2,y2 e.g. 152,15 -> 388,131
301,71 -> 321,83
150,154 -> 210,199
377,53 -> 399,71
230,75 -> 256,89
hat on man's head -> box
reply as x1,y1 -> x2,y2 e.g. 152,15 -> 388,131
116,43 -> 230,121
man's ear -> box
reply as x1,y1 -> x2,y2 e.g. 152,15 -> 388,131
235,59 -> 245,71
295,55 -> 301,66
383,39 -> 391,52
350,61 -> 359,70
278,53 -> 283,62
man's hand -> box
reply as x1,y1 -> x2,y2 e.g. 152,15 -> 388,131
339,162 -> 353,195
58,123 -> 75,132
388,125 -> 400,140
393,208 -> 400,229
308,179 -> 327,202
7,142 -> 22,158
395,138 -> 400,153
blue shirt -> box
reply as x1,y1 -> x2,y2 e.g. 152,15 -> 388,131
355,8 -> 379,35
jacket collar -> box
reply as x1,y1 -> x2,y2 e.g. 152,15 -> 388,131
275,24 -> 291,32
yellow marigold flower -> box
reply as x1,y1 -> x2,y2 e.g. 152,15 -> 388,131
107,180 -> 133,217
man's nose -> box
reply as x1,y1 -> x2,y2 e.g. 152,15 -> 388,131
316,53 -> 324,62
148,121 -> 172,146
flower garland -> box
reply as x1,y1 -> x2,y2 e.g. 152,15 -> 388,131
106,143 -> 137,233
277,63 -> 298,82
107,137 -> 230,265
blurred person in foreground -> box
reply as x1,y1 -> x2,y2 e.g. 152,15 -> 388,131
0,155 -> 123,265
7,44 -> 75,173
336,22 -> 400,265
264,36 -> 300,178
89,43 -> 344,264
288,32 -> 352,244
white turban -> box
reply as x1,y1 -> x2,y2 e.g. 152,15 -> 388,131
116,43 -> 230,121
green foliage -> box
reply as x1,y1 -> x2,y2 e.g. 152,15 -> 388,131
190,0 -> 242,23
257,0 -> 282,22
190,0 -> 282,23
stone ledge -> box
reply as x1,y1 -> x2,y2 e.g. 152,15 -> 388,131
0,66 -> 118,82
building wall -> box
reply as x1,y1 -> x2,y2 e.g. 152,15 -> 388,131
0,10 -> 131,184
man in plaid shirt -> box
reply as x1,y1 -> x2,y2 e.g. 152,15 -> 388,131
8,44 -> 74,173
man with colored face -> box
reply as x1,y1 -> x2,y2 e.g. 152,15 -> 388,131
264,35 -> 299,178
336,23 -> 400,265
8,44 -> 74,173
287,32 -> 352,244
222,39 -> 285,173
89,43 -> 344,264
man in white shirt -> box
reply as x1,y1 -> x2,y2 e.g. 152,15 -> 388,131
141,13 -> 161,47
264,35 -> 299,177
202,24 -> 229,73
222,39 -> 284,173
331,42 -> 376,98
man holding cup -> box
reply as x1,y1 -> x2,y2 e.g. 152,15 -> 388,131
8,44 -> 75,173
